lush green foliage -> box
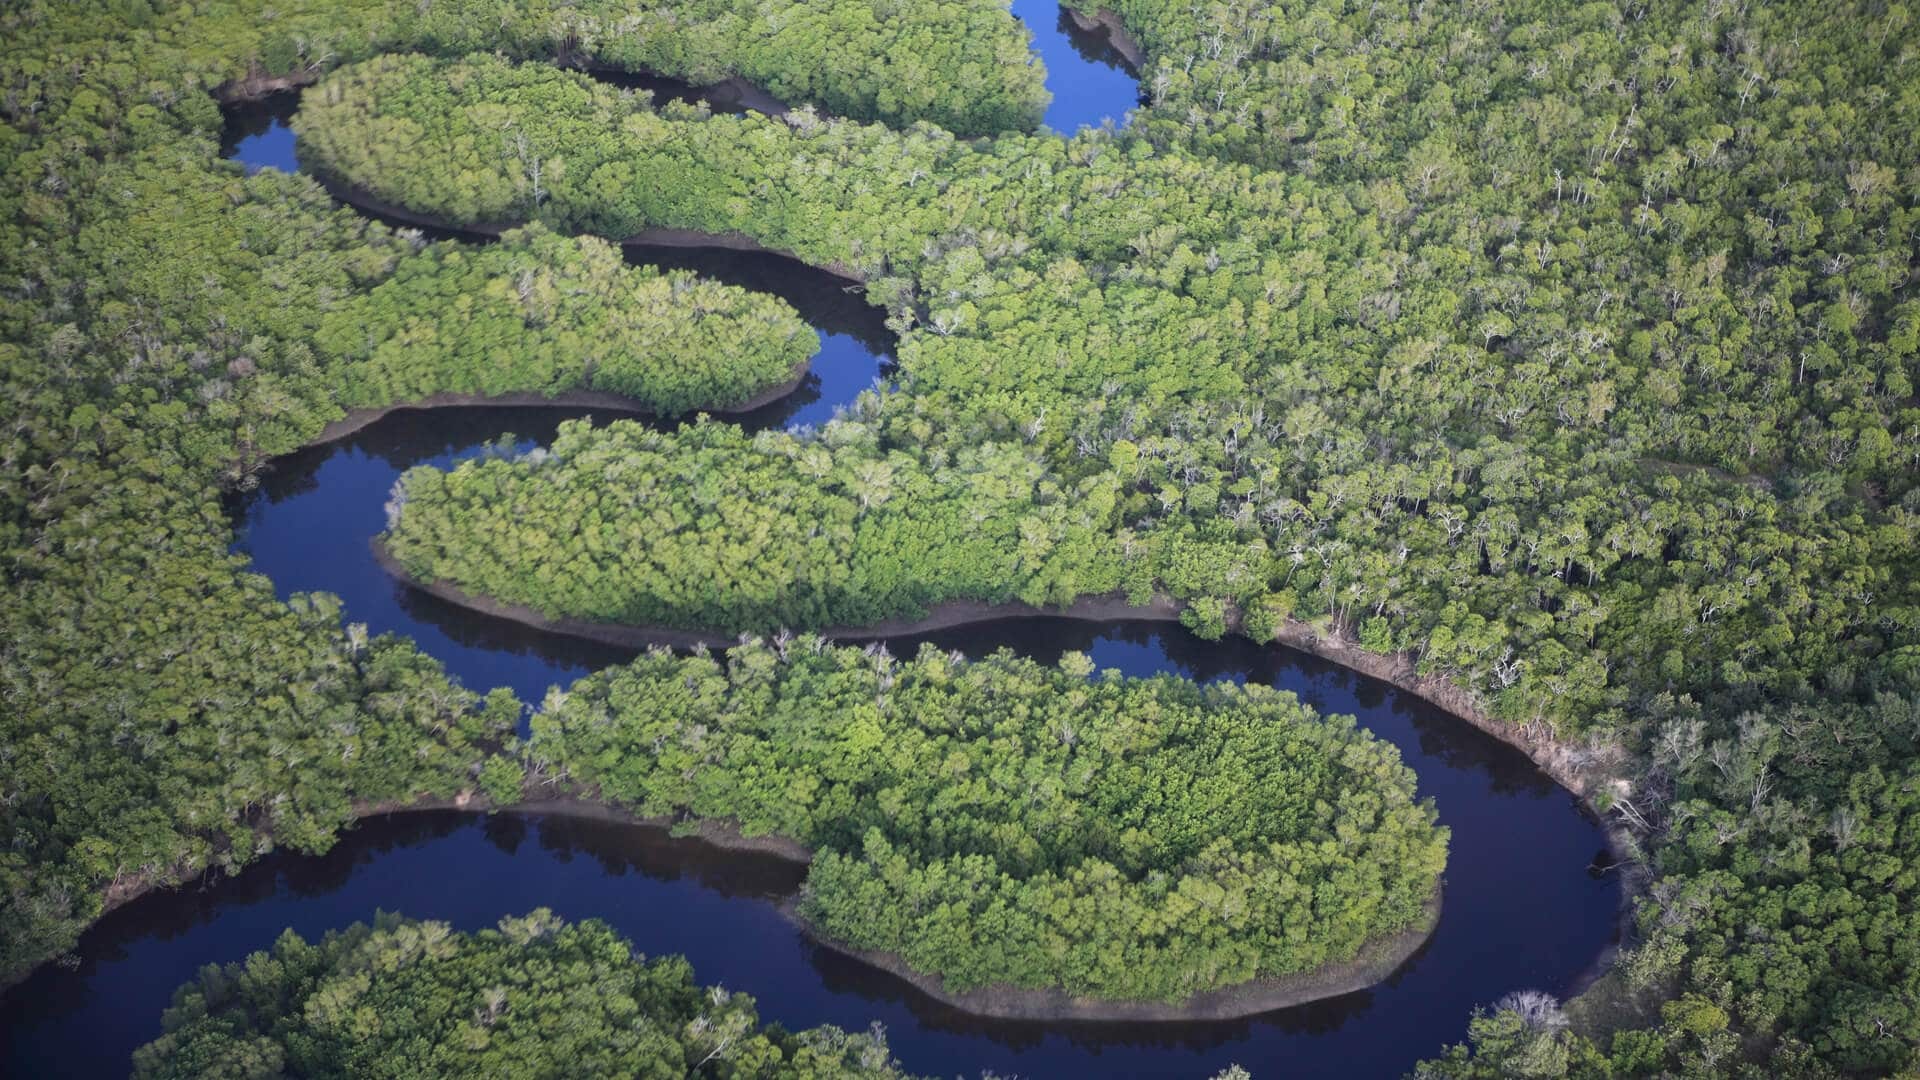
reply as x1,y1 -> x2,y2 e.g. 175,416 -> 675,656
7,0 -> 1045,135
367,0 -> 1051,134
0,138 -> 518,977
331,52 -> 1916,714
385,417 -> 1134,628
131,910 -> 915,1078
313,29 -> 1920,1071
1421,741 -> 1920,1080
313,53 -> 1373,630
6,0 -> 1920,1071
322,224 -> 816,412
0,0 -> 929,980
530,639 -> 1444,999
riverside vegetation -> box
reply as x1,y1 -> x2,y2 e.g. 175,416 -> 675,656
0,4 -> 1445,1017
321,224 -> 817,416
129,911 -> 917,1079
0,0 -> 1050,993
528,640 -> 1444,1001
2,0 -> 1918,1074
317,21 -> 1920,1076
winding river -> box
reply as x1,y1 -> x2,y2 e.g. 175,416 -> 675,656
0,20 -> 1620,1079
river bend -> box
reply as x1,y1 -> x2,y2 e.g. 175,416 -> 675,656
0,26 -> 1620,1079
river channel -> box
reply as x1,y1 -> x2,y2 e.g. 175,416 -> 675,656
0,19 -> 1620,1078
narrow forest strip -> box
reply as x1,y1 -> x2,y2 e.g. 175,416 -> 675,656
339,794 -> 1439,1020
308,368 -> 808,446
370,538 -> 1178,648
314,177 -> 871,283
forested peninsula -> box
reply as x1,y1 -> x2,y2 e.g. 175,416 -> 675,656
522,640 -> 1445,1011
3,0 -> 1919,1075
317,225 -> 818,420
130,912 -> 920,1079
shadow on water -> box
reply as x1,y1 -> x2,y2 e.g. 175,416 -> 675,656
585,66 -> 757,115
1055,5 -> 1139,75
217,90 -> 300,174
1011,0 -> 1144,131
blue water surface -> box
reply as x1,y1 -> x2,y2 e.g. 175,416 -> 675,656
218,92 -> 299,173
1014,0 -> 1144,131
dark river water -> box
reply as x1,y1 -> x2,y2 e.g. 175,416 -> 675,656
0,605 -> 1621,1078
0,41 -> 1618,1080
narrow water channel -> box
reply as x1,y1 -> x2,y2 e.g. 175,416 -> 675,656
575,66 -> 759,115
0,47 -> 1618,1079
215,85 -> 898,711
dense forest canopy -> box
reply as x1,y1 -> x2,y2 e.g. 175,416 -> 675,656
0,0 -> 1917,1074
0,0 -> 1055,989
529,638 -> 1444,1000
338,47 -> 1916,722
130,911 -> 919,1078
321,224 -> 818,414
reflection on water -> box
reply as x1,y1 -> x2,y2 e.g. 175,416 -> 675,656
217,91 -> 300,174
1011,0 -> 1143,131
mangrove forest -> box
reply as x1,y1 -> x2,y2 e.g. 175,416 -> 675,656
2,0 -> 1917,1076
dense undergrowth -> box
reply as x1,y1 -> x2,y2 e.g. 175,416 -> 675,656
1,0 -> 1917,1073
